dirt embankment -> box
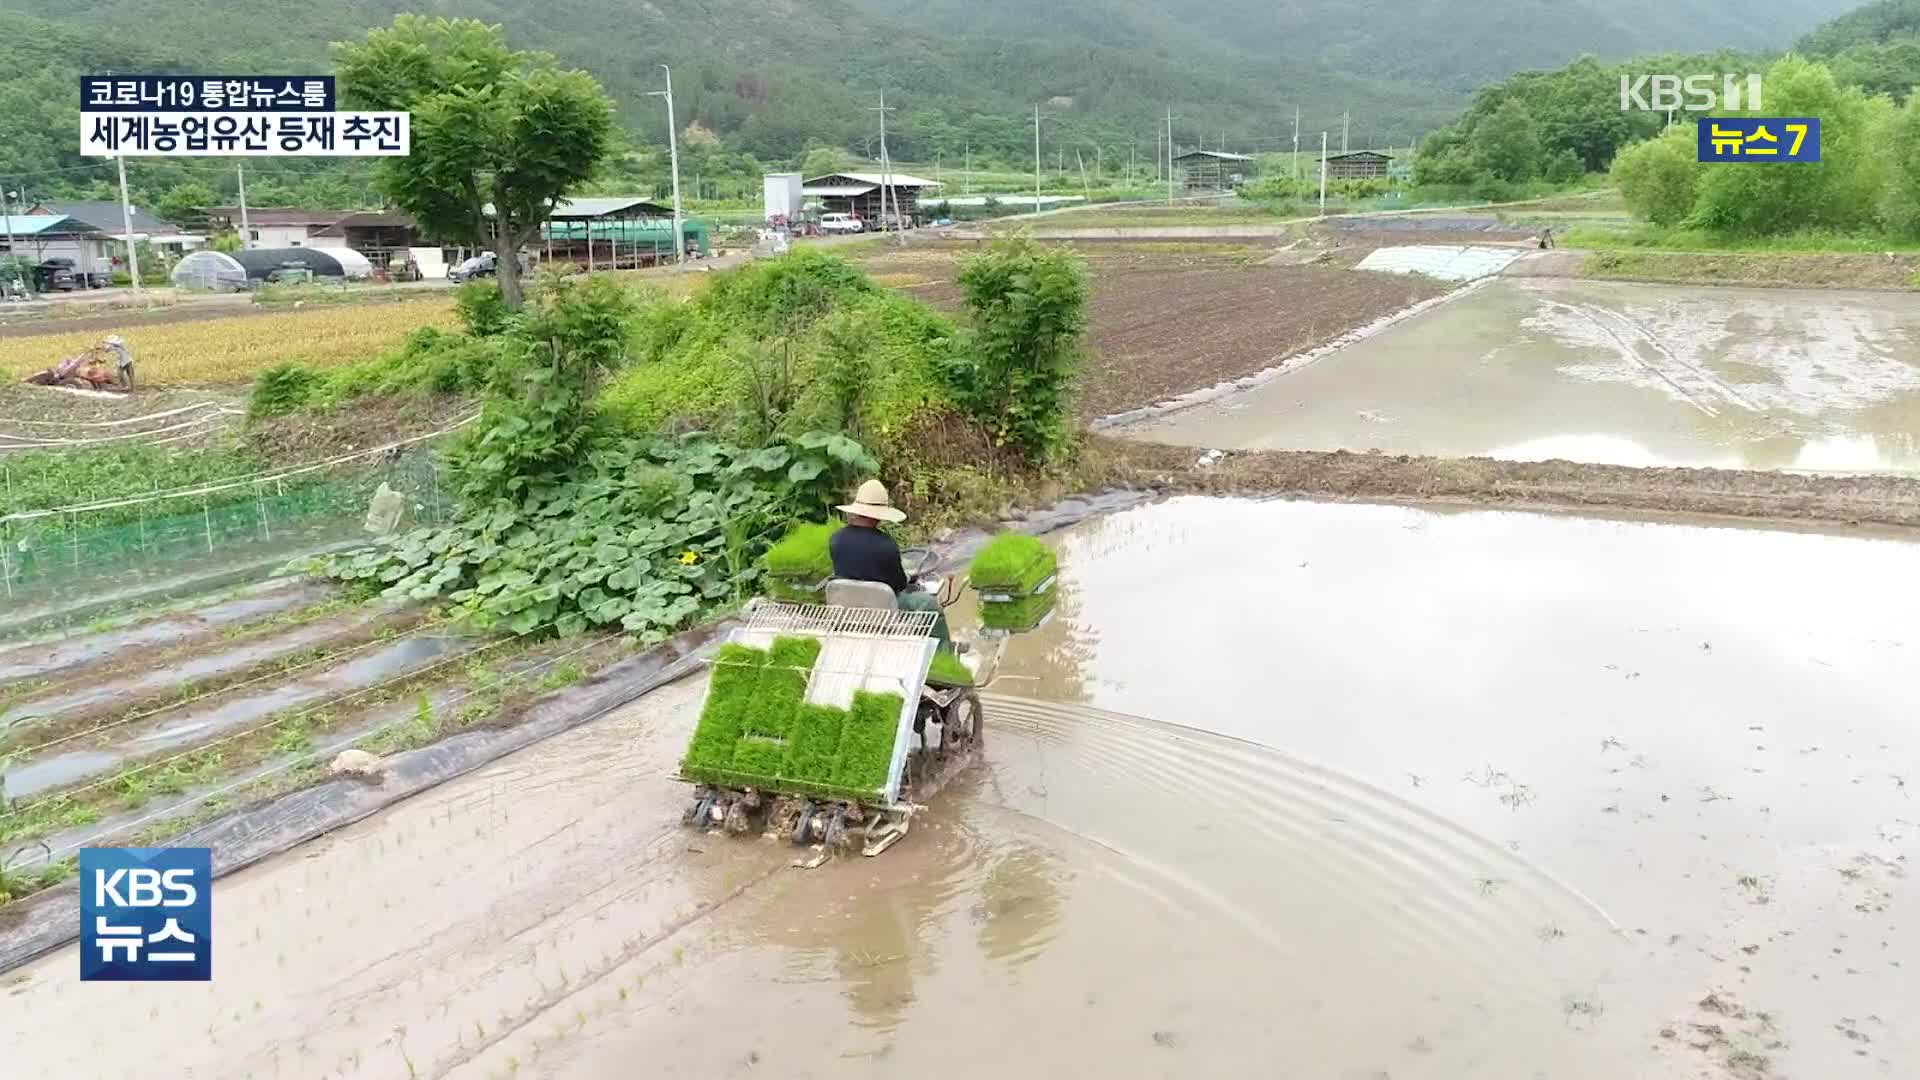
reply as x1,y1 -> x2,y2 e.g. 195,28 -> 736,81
1573,249 -> 1920,291
1100,439 -> 1920,532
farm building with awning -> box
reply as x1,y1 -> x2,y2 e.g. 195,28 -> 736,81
481,196 -> 696,269
801,172 -> 942,223
308,210 -> 424,267
1174,150 -> 1255,193
1322,151 -> 1394,180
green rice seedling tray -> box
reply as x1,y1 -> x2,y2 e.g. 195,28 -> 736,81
678,602 -> 937,806
979,590 -> 1057,633
967,533 -> 1056,595
763,521 -> 841,603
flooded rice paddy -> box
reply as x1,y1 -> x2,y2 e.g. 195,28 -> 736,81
6,496 -> 1913,1078
1132,277 -> 1920,474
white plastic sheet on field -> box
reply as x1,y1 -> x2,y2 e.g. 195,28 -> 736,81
1355,245 -> 1523,282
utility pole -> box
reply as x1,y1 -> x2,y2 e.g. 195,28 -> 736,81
1166,106 -> 1179,206
1292,105 -> 1301,182
870,91 -> 899,244
1033,104 -> 1043,211
964,143 -> 971,196
236,163 -> 251,249
647,65 -> 685,267
115,153 -> 141,299
1,184 -> 17,294
1057,148 -> 1063,179
1342,111 -> 1350,154
1319,131 -> 1328,217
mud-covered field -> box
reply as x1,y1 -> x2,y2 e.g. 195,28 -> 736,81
9,496 -> 1915,1080
1127,277 -> 1920,475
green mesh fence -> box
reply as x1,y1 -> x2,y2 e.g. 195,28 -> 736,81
0,451 -> 447,619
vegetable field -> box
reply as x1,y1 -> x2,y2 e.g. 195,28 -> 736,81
0,299 -> 457,385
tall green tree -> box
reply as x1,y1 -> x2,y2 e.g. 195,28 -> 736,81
1611,126 -> 1704,225
1690,55 -> 1889,235
1472,99 -> 1543,183
1882,92 -> 1920,235
334,16 -> 616,309
153,181 -> 218,227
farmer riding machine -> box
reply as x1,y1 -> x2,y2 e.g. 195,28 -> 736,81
677,531 -> 1056,855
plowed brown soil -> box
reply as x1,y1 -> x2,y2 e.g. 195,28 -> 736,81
1080,265 -> 1442,418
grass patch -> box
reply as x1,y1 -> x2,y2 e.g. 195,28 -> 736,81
1562,224 -> 1920,254
968,533 -> 1054,593
681,635 -> 904,799
595,252 -> 957,449
248,327 -> 514,418
763,521 -> 841,602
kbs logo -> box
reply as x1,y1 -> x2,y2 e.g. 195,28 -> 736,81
79,847 -> 211,982
1620,74 -> 1764,113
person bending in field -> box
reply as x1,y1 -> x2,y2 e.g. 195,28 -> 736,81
829,478 -> 953,652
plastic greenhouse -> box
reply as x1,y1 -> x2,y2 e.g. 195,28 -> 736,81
171,247 -> 375,291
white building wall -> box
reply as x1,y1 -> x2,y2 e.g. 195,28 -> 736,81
248,224 -> 315,248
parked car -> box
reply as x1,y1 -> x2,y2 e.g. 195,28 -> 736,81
818,213 -> 865,235
447,253 -> 496,283
41,258 -> 110,289
447,252 -> 527,283
32,260 -> 76,292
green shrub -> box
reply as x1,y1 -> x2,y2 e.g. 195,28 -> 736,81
943,237 -> 1089,460
249,363 -> 323,418
455,279 -> 512,336
968,533 -> 1055,593
327,434 -> 875,636
927,651 -> 973,686
597,288 -> 954,449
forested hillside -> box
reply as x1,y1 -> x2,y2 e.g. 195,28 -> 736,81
1796,0 -> 1920,96
1,0 -> 1855,175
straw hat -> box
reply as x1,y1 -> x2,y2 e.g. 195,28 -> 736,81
837,478 -> 906,524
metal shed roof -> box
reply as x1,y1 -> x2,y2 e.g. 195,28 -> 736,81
26,201 -> 170,234
0,215 -> 100,236
548,197 -> 673,219
804,172 -> 941,189
1173,150 -> 1254,162
801,184 -> 880,197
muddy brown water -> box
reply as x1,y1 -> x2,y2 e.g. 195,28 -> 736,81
1132,277 -> 1920,475
5,498 -> 1916,1078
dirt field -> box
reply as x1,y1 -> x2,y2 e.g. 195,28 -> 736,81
854,242 -> 1445,419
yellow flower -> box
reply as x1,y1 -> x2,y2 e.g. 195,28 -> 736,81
679,550 -> 699,565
